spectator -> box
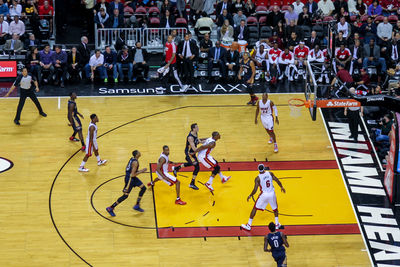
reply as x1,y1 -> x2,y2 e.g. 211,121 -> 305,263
367,0 -> 382,17
334,0 -> 348,17
285,19 -> 303,41
377,16 -> 393,45
360,16 -> 377,44
305,0 -> 318,14
233,10 -> 247,27
268,6 -> 284,28
109,0 -> 124,16
26,46 -> 41,82
338,6 -> 350,21
231,0 -> 245,14
94,0 -> 110,14
160,9 -> 175,28
352,17 -> 363,35
114,32 -> 126,51
217,9 -> 234,27
178,33 -> 198,85
116,45 -> 133,82
350,32 -> 364,46
274,20 -> 286,40
78,36 -> 91,66
234,19 -> 249,41
216,0 -> 231,16
200,33 -> 213,53
160,0 -> 172,14
375,114 -> 393,142
9,16 -> 25,38
23,0 -> 40,38
293,0 -> 304,15
195,12 -> 214,37
220,19 -> 234,43
330,63 -> 354,97
347,0 -> 357,16
9,0 -> 22,18
386,38 -> 400,68
225,44 -> 240,75
4,33 -> 23,53
102,45 -> 117,83
349,39 -> 364,74
335,43 -> 352,70
85,49 -> 105,82
24,33 -> 40,49
95,7 -> 110,28
318,0 -> 335,16
337,16 -> 351,39
171,29 -> 182,45
243,0 -> 255,17
285,5 -> 298,25
109,8 -> 124,28
354,68 -> 370,93
203,0 -> 215,16
381,0 -> 399,16
190,0 -> 204,24
39,44 -> 54,84
268,32 -> 284,50
0,14 -> 9,45
52,45 -> 67,87
132,42 -> 150,82
393,20 -> 400,37
335,31 -> 348,46
287,31 -> 300,51
67,46 -> 82,83
0,0 -> 9,16
363,38 -> 387,77
355,0 -> 367,15
298,6 -> 312,27
307,31 -> 321,49
208,41 -> 226,83
38,0 -> 53,34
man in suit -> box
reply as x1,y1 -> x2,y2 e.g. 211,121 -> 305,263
178,33 -> 199,85
363,38 -> 387,76
305,0 -> 318,14
109,8 -> 124,28
4,33 -> 23,54
24,33 -> 40,49
224,45 -> 240,76
216,0 -> 232,16
384,38 -> 400,68
208,41 -> 226,83
268,6 -> 284,28
78,36 -> 91,67
108,0 -> 124,16
132,42 -> 150,81
306,31 -> 320,49
217,8 -> 234,27
234,19 -> 249,41
349,40 -> 364,74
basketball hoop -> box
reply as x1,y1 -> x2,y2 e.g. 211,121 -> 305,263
288,98 -> 307,117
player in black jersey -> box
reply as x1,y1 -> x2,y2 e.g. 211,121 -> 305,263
67,92 -> 85,150
265,222 -> 289,267
106,150 -> 147,216
172,123 -> 206,190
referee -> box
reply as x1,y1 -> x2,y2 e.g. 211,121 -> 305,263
344,88 -> 364,142
5,67 -> 47,125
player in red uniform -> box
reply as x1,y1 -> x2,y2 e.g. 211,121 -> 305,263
293,41 -> 309,80
278,48 -> 295,81
268,42 -> 282,84
159,35 -> 187,92
334,43 -> 352,72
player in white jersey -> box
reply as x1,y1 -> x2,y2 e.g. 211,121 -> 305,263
78,114 -> 107,172
241,164 -> 285,231
148,145 -> 186,205
193,131 -> 231,192
255,93 -> 279,152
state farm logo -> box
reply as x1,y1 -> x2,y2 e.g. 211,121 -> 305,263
0,61 -> 17,78
325,100 -> 359,107
0,157 -> 13,173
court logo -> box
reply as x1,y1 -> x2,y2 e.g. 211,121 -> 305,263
0,157 -> 13,173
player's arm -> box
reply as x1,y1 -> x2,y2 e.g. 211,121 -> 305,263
156,157 -> 168,179
199,137 -> 208,143
249,61 -> 256,83
271,172 -> 285,193
247,176 -> 260,201
77,111 -> 84,118
130,161 -> 147,177
281,232 -> 289,248
33,79 -> 39,92
188,136 -> 197,151
255,101 -> 260,124
67,103 -> 74,126
194,141 -> 215,153
271,101 -> 279,125
264,236 -> 271,252
237,64 -> 243,79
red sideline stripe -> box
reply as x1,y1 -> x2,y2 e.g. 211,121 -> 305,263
157,224 -> 360,238
150,160 -> 338,172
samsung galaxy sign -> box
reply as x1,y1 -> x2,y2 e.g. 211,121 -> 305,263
325,121 -> 400,266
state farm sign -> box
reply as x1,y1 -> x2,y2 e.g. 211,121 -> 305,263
0,61 -> 17,78
316,99 -> 361,108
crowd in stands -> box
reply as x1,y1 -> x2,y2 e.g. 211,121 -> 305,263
0,0 -> 54,51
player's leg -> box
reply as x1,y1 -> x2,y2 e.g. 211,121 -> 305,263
242,193 -> 266,230
270,193 -> 281,228
241,207 -> 258,231
14,93 -> 28,124
133,179 -> 146,212
78,129 -> 85,149
106,176 -> 134,216
28,91 -> 46,116
93,143 -> 107,166
79,145 -> 91,172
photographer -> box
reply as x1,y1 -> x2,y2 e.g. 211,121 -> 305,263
374,114 -> 393,142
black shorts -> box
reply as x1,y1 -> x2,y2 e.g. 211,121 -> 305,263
71,116 -> 82,131
185,153 -> 198,165
123,175 -> 143,193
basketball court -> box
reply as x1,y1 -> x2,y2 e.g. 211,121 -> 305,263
0,92 -> 373,266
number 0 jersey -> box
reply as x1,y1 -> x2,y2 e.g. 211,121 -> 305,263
259,171 -> 274,194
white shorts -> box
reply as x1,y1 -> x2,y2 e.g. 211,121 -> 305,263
261,115 -> 274,130
85,139 -> 98,156
156,171 -> 177,186
199,155 -> 217,169
254,192 -> 277,211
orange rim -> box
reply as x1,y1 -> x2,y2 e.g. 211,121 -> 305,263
288,98 -> 306,107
